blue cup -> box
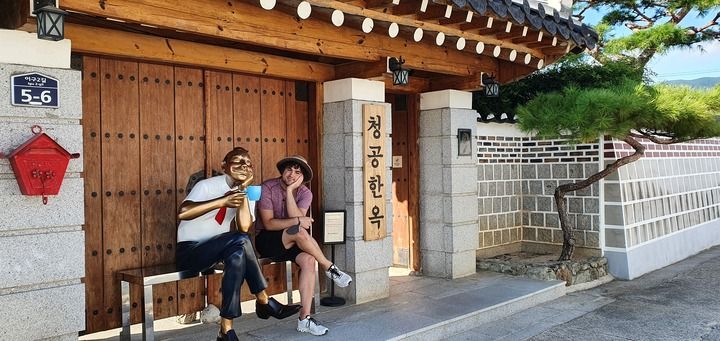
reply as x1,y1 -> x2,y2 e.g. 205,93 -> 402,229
246,185 -> 262,201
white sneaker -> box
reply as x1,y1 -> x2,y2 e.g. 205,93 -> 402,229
325,264 -> 352,288
297,315 -> 328,336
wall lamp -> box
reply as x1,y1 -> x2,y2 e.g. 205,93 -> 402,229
481,73 -> 500,97
388,56 -> 410,86
33,0 -> 68,41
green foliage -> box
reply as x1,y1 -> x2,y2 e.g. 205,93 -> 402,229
473,59 -> 644,117
515,81 -> 652,142
515,82 -> 720,143
648,85 -> 720,140
604,23 -> 707,55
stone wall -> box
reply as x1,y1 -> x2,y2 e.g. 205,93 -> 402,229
604,137 -> 720,279
0,30 -> 85,340
476,122 -> 601,255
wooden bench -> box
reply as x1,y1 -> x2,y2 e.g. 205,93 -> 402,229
117,256 -> 320,341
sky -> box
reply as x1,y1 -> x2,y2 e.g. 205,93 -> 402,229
580,7 -> 720,82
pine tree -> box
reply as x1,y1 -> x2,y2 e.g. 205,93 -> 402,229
479,1 -> 720,260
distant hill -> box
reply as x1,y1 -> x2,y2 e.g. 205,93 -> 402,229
664,77 -> 720,88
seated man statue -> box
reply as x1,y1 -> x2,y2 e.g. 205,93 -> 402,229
255,155 -> 352,336
176,147 -> 300,341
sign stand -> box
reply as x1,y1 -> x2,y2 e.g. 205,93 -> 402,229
320,210 -> 346,307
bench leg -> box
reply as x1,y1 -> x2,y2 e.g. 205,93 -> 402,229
314,261 -> 320,309
285,261 -> 293,304
143,284 -> 155,341
120,280 -> 131,341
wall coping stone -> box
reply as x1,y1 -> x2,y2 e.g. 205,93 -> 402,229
0,29 -> 71,68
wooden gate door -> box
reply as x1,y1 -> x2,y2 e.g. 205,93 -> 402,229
388,94 -> 420,270
82,56 -> 312,333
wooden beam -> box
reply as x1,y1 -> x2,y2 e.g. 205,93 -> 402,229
335,60 -> 387,79
379,74 -> 430,93
65,23 -> 336,82
0,0 -> 29,29
428,73 -> 484,91
61,0 -> 492,76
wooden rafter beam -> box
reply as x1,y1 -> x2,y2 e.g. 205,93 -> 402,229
439,11 -> 469,25
495,25 -> 527,40
302,0 -> 545,59
416,4 -> 446,20
61,0 -> 492,77
375,2 -> 419,16
460,17 -> 492,31
64,23 -> 336,81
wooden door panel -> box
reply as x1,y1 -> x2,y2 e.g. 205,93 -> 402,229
260,78 -> 287,182
286,81 -> 310,159
259,78 -> 289,295
391,95 -> 411,267
139,63 -> 178,319
84,58 -> 314,331
233,74 -> 263,179
204,70 -> 234,305
82,56 -> 105,332
174,67 -> 207,315
100,59 -> 142,326
205,71 -> 235,176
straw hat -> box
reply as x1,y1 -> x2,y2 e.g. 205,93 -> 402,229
276,155 -> 313,183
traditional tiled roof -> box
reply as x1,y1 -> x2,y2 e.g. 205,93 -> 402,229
444,0 -> 598,51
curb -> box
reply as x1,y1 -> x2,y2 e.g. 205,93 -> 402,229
389,281 -> 567,341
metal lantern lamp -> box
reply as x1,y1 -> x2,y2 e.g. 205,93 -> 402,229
482,73 -> 500,97
388,56 -> 410,86
34,0 -> 69,41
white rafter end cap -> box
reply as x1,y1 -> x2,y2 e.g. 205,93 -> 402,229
388,22 -> 399,37
524,53 -> 532,64
456,37 -> 466,50
413,28 -> 424,42
331,10 -> 345,26
476,41 -> 485,54
297,1 -> 312,19
435,32 -> 445,46
362,17 -> 374,33
260,0 -> 276,10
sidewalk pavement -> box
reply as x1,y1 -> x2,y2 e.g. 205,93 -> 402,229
81,268 -> 568,341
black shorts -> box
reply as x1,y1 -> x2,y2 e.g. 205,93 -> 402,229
256,230 -> 303,263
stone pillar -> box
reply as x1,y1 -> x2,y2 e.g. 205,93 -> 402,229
322,78 -> 392,304
419,90 -> 478,279
0,30 -> 85,340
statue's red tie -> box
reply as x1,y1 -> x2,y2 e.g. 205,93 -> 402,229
215,207 -> 227,225
214,191 -> 235,225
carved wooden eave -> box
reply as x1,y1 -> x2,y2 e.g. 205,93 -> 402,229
56,0 -> 596,91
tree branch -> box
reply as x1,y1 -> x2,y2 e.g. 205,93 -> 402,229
632,5 -> 654,25
692,12 -> 720,33
554,135 -> 645,260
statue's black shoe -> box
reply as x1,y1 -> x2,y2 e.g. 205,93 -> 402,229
256,297 -> 302,320
217,329 -> 239,341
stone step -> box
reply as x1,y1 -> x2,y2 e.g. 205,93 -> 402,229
390,279 -> 566,340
